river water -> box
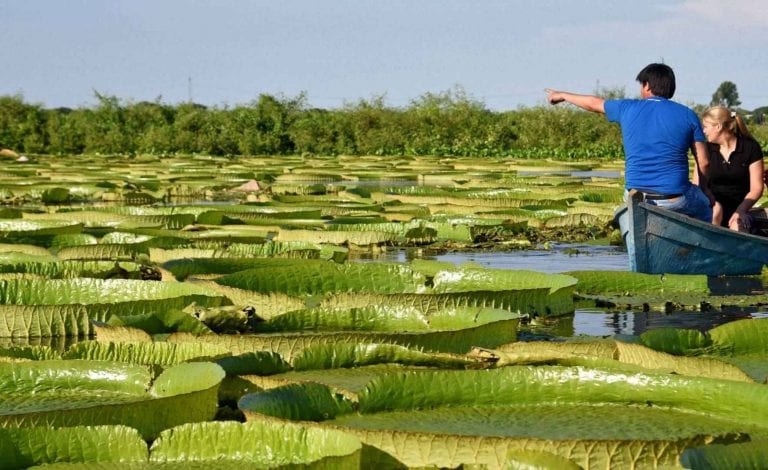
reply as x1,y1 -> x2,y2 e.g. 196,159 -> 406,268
355,242 -> 628,272
354,243 -> 767,338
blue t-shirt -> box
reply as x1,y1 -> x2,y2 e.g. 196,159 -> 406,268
604,97 -> 705,194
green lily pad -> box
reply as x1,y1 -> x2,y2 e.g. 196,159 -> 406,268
240,365 -> 767,467
0,360 -> 224,439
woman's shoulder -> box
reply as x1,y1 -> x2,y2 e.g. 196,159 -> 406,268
739,135 -> 763,152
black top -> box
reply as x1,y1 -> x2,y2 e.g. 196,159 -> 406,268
708,136 -> 764,225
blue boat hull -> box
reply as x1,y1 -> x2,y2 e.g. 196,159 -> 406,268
615,194 -> 768,275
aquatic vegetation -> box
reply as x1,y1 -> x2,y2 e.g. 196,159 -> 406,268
239,366 -> 766,468
0,154 -> 765,468
0,361 -> 224,440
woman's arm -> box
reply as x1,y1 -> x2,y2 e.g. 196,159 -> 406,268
735,159 -> 764,214
729,159 -> 764,230
712,202 -> 724,226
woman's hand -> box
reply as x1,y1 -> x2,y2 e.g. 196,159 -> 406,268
729,210 -> 751,232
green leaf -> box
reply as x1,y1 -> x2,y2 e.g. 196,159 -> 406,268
93,323 -> 153,343
55,244 -> 148,261
63,341 -> 231,367
0,219 -> 83,244
182,305 -> 252,333
0,425 -> 147,469
615,341 -> 753,382
99,231 -> 154,244
128,213 -> 196,230
255,305 -> 518,333
239,371 -> 754,468
429,267 -> 576,315
0,278 -> 224,305
640,327 -> 712,355
0,345 -> 61,361
0,208 -> 22,219
0,244 -> 52,257
0,304 -> 95,338
431,267 -> 576,294
681,440 -> 768,469
148,420 -> 362,468
0,255 -> 144,280
243,364 -> 418,399
169,312 -> 517,361
49,233 -> 99,249
0,360 -> 224,440
150,361 -> 224,397
107,309 -> 212,335
293,343 -> 486,370
163,257 -> 330,281
80,297 -> 231,328
274,228 -> 399,245
239,382 -> 354,421
0,360 -> 151,395
41,187 -> 71,204
486,339 -> 753,382
358,366 -> 768,418
321,289 -> 566,321
216,261 -> 426,296
566,270 -> 710,295
214,352 -> 291,376
502,450 -> 581,470
709,318 -> 768,355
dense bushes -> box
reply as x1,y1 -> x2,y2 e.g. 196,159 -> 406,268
1,91 -> 765,159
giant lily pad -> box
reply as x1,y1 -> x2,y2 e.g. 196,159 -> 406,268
239,365 -> 768,468
215,261 -> 427,296
428,266 -> 576,315
484,339 -> 754,382
640,318 -> 768,383
0,421 -> 364,469
0,278 -> 225,306
0,305 -> 95,339
0,360 -> 224,439
0,425 -> 147,469
148,420 -> 362,468
681,440 -> 768,469
63,341 -> 230,368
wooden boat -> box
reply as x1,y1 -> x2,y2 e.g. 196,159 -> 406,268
614,191 -> 768,275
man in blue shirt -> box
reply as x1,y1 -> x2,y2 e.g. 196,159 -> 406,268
545,63 -> 713,222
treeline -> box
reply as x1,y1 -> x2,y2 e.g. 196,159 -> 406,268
1,90 -> 765,159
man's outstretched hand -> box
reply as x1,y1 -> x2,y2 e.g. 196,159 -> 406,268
544,88 -> 565,105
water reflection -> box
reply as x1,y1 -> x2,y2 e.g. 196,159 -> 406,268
434,244 -> 628,273
354,243 -> 629,273
570,308 -> 755,337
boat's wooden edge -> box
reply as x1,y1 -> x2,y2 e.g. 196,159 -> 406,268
626,191 -> 650,272
641,198 -> 768,243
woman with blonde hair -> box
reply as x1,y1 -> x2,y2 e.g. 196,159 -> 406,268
700,106 -> 764,232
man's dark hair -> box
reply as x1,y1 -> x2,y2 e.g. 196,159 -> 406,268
636,63 -> 676,98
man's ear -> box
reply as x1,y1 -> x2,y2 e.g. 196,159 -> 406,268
640,82 -> 652,98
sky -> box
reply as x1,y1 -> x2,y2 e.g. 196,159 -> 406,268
1,0 -> 767,111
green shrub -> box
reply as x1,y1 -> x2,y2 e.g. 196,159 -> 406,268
4,91 -> 761,160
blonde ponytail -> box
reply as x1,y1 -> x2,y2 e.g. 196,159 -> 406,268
702,106 -> 752,138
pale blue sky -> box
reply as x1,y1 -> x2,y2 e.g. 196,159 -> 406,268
1,0 -> 766,110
